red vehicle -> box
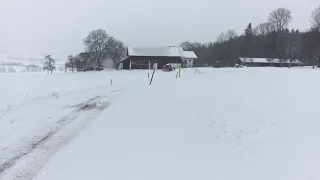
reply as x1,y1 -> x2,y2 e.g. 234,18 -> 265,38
162,64 -> 172,72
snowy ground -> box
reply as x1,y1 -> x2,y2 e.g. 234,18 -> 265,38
1,68 -> 320,180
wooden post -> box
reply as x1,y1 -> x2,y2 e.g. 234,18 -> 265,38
178,64 -> 181,78
149,69 -> 155,85
111,79 -> 112,85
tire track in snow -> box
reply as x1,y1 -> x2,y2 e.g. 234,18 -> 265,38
0,84 -> 108,120
0,94 -> 118,180
0,116 -> 75,175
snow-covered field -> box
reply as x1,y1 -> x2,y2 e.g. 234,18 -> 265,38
1,68 -> 320,180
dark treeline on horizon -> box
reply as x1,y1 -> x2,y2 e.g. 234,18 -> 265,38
180,7 -> 320,67
62,6 -> 320,71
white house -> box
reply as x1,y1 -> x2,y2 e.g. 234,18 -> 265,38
182,51 -> 198,68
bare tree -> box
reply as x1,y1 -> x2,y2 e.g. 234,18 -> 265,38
67,55 -> 75,72
268,8 -> 292,32
249,58 -> 254,66
180,41 -> 193,50
79,52 -> 91,71
74,55 -> 81,71
216,32 -> 226,42
64,62 -> 67,73
286,31 -> 302,68
107,40 -> 127,68
252,28 -> 259,36
84,29 -> 115,71
43,55 -> 56,74
254,22 -> 275,35
311,6 -> 320,31
180,41 -> 202,50
225,29 -> 237,40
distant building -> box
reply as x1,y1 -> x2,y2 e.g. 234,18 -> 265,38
182,51 -> 198,68
237,57 -> 303,67
25,64 -> 41,72
119,46 -> 197,70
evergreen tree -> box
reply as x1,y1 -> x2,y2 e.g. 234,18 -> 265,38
245,23 -> 253,39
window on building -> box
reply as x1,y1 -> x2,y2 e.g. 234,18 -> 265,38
189,60 -> 192,62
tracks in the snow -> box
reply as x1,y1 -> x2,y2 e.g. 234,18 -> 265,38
0,94 -> 116,180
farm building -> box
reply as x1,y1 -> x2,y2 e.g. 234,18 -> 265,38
119,46 -> 197,70
25,64 -> 41,72
182,51 -> 198,68
237,58 -> 303,67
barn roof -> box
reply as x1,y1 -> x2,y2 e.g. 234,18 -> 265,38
182,51 -> 198,59
128,46 -> 184,57
239,57 -> 302,64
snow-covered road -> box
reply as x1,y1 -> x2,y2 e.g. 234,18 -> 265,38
2,68 -> 320,180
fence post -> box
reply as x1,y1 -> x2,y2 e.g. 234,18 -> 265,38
149,69 -> 155,85
111,79 -> 112,85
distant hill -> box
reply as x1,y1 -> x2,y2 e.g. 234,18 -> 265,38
0,54 -> 66,73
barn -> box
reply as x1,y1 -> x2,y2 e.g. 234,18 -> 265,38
119,46 -> 197,70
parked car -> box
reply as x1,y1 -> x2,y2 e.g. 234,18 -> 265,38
162,64 -> 172,72
95,66 -> 104,71
85,67 -> 95,71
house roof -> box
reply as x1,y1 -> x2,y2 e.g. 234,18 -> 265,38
182,51 -> 198,59
239,57 -> 303,64
128,46 -> 184,57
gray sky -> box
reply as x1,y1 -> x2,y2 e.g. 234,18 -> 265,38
0,0 -> 319,58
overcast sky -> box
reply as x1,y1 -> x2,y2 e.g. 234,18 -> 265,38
0,0 -> 319,58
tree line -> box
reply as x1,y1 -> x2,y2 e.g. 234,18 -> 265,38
44,29 -> 127,73
180,6 -> 320,67
44,6 -> 320,72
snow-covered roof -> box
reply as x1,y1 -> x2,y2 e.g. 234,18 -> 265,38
128,46 -> 184,57
239,58 -> 302,64
182,51 -> 198,59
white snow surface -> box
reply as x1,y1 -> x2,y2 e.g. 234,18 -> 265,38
1,68 -> 320,180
